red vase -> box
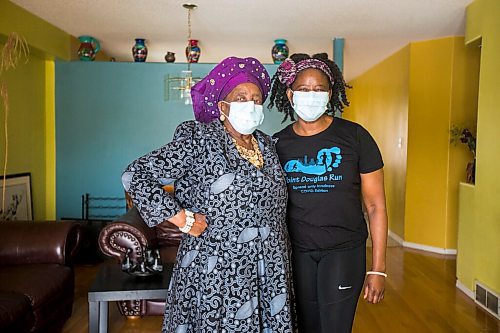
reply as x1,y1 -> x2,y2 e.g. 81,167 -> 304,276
185,39 -> 201,63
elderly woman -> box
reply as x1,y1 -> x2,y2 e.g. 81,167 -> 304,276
122,57 -> 295,333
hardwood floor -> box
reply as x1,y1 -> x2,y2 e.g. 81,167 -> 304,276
62,246 -> 499,333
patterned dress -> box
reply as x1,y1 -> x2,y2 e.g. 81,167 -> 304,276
122,120 -> 296,333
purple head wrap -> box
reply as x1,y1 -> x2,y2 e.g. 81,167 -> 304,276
276,58 -> 335,87
191,56 -> 271,123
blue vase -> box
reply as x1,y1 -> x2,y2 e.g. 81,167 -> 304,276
272,39 -> 289,64
132,38 -> 148,62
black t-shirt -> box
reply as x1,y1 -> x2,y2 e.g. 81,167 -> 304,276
274,117 -> 384,251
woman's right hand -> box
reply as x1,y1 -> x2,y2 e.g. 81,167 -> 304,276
188,213 -> 208,237
169,209 -> 208,237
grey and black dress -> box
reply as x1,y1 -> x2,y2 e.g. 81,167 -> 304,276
122,120 -> 296,333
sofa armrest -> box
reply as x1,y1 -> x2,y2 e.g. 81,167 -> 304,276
0,221 -> 81,267
98,207 -> 158,264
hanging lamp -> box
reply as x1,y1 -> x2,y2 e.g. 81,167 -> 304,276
165,3 -> 201,105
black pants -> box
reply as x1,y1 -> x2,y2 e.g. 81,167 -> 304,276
292,243 -> 366,333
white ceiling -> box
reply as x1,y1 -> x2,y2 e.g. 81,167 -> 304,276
11,0 -> 472,81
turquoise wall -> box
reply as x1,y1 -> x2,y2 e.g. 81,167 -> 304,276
55,62 -> 286,219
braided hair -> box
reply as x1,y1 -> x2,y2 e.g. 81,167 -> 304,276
268,53 -> 350,122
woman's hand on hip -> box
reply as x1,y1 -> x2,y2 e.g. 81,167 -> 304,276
168,210 -> 208,237
188,213 -> 208,237
363,274 -> 385,304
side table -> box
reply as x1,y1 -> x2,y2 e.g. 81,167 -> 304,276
88,263 -> 173,333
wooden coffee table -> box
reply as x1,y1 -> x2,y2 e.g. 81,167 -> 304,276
88,263 -> 173,333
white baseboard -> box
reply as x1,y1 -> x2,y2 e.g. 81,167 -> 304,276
456,280 -> 475,299
403,241 -> 457,255
388,230 -> 404,245
388,230 -> 457,255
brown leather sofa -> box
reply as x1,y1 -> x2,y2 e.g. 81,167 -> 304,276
98,206 -> 181,316
0,221 -> 81,333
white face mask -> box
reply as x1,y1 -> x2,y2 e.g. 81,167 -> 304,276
292,91 -> 330,122
221,101 -> 264,135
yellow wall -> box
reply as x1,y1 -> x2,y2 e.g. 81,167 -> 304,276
1,0 -> 110,220
448,39 -> 480,248
44,60 -> 56,219
345,46 -> 410,239
0,0 -> 71,61
0,0 -> 109,62
0,0 -> 74,219
457,183 -> 477,290
346,36 -> 479,251
457,0 -> 500,294
0,52 -> 47,220
405,39 -> 454,248
405,37 -> 478,249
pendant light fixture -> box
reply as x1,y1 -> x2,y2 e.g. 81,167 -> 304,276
165,3 -> 201,105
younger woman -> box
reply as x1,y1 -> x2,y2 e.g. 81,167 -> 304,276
269,53 -> 388,333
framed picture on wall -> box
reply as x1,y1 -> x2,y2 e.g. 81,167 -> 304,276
0,173 -> 33,221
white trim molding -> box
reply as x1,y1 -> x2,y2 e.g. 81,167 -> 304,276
388,230 -> 404,245
456,280 -> 475,300
388,230 -> 457,255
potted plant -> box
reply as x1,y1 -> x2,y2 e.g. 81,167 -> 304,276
450,125 -> 476,184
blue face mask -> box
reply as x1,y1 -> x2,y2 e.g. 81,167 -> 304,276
292,91 -> 329,122
221,101 -> 264,135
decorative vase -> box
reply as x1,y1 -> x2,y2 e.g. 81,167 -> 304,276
77,36 -> 100,61
185,39 -> 201,63
271,39 -> 289,64
164,51 -> 176,63
132,38 -> 148,62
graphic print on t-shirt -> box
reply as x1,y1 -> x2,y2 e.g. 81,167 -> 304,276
284,145 -> 344,194
284,146 -> 342,175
